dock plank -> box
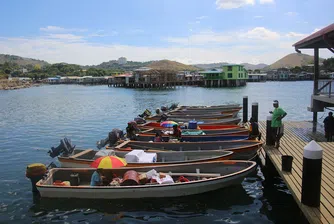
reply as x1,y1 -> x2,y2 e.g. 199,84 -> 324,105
259,121 -> 334,224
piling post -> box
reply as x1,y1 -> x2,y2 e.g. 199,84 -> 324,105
266,115 -> 275,146
251,102 -> 258,122
243,96 -> 248,123
301,140 -> 323,207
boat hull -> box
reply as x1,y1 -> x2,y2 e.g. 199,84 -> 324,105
58,150 -> 234,168
135,133 -> 249,142
37,160 -> 256,199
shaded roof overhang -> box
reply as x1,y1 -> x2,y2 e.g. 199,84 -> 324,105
293,23 -> 334,50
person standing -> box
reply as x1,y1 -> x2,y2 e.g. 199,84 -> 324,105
270,100 -> 287,148
323,112 -> 334,142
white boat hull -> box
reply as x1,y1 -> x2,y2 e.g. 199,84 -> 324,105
37,168 -> 253,199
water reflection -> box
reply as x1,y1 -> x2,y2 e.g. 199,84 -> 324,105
29,185 -> 253,223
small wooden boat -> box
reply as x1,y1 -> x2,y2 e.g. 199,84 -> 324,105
141,117 -> 241,125
140,127 -> 249,135
58,149 -> 234,168
135,133 -> 249,142
36,160 -> 257,199
146,113 -> 236,121
177,104 -> 240,110
139,123 -> 241,130
113,140 -> 262,160
168,108 -> 242,116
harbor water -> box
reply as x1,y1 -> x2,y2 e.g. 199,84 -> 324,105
0,82 -> 317,223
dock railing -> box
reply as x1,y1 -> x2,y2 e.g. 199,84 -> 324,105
317,79 -> 334,97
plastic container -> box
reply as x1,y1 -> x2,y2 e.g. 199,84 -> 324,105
121,170 -> 139,186
188,121 -> 198,129
282,155 -> 293,172
70,173 -> 80,186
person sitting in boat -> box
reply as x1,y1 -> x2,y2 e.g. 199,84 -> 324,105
154,132 -> 163,142
90,169 -> 106,186
248,117 -> 261,140
171,124 -> 182,140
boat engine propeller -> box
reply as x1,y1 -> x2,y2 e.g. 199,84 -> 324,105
48,137 -> 76,158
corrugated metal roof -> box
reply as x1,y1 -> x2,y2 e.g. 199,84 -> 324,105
293,23 -> 334,49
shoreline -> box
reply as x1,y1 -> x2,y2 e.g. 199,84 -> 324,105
0,79 -> 41,90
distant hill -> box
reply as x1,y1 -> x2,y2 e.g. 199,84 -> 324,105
193,62 -> 268,70
241,63 -> 268,70
92,60 -> 150,70
265,53 -> 325,70
0,54 -> 49,67
148,60 -> 198,71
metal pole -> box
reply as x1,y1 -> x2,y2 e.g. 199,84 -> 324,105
313,48 -> 319,131
266,115 -> 274,146
243,96 -> 248,123
301,140 -> 323,207
251,102 -> 259,122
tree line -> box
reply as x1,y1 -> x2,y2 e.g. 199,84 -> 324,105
0,62 -> 125,79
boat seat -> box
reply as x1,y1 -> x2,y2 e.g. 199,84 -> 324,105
70,149 -> 93,159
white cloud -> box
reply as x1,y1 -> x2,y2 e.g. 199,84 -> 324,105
1,26 -> 332,66
89,30 -> 118,37
215,0 -> 255,9
196,16 -> 208,20
254,15 -> 264,19
285,12 -> 299,16
47,34 -> 84,41
259,0 -> 274,4
40,26 -> 87,32
285,32 -> 307,38
312,28 -> 321,33
241,27 -> 280,40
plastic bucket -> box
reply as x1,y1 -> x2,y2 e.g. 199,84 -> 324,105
188,121 -> 198,129
70,173 -> 80,186
282,155 -> 293,172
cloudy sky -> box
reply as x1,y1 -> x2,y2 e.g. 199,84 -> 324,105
0,0 -> 333,65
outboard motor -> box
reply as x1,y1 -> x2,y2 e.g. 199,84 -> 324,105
138,109 -> 152,118
26,163 -> 47,193
161,106 -> 167,112
134,117 -> 146,124
48,138 -> 75,158
96,128 -> 124,149
158,113 -> 168,122
126,121 -> 140,140
169,103 -> 178,110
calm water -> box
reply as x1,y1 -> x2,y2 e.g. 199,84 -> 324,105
0,82 -> 316,224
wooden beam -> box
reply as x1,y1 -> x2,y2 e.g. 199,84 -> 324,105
114,140 -> 131,149
70,149 -> 93,159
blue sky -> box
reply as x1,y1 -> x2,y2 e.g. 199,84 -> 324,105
0,0 -> 333,65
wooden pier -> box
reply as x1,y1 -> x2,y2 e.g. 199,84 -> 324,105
258,121 -> 334,224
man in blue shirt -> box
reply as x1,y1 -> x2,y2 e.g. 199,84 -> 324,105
90,169 -> 104,186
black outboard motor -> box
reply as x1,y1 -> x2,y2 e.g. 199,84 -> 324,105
96,128 -> 124,149
48,138 -> 76,158
138,109 -> 152,118
169,103 -> 179,110
158,114 -> 168,122
134,117 -> 146,124
161,106 -> 168,112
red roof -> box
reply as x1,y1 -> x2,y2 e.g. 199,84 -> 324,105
293,23 -> 334,49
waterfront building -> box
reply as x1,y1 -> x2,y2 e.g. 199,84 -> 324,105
199,64 -> 248,87
248,73 -> 267,82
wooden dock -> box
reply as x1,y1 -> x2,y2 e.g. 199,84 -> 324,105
258,121 -> 334,224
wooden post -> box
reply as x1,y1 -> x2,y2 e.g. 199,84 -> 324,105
243,96 -> 248,123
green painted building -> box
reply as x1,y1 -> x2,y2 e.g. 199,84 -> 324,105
199,65 -> 248,87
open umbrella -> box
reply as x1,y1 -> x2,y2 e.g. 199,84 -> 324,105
160,121 -> 178,128
90,156 -> 127,169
